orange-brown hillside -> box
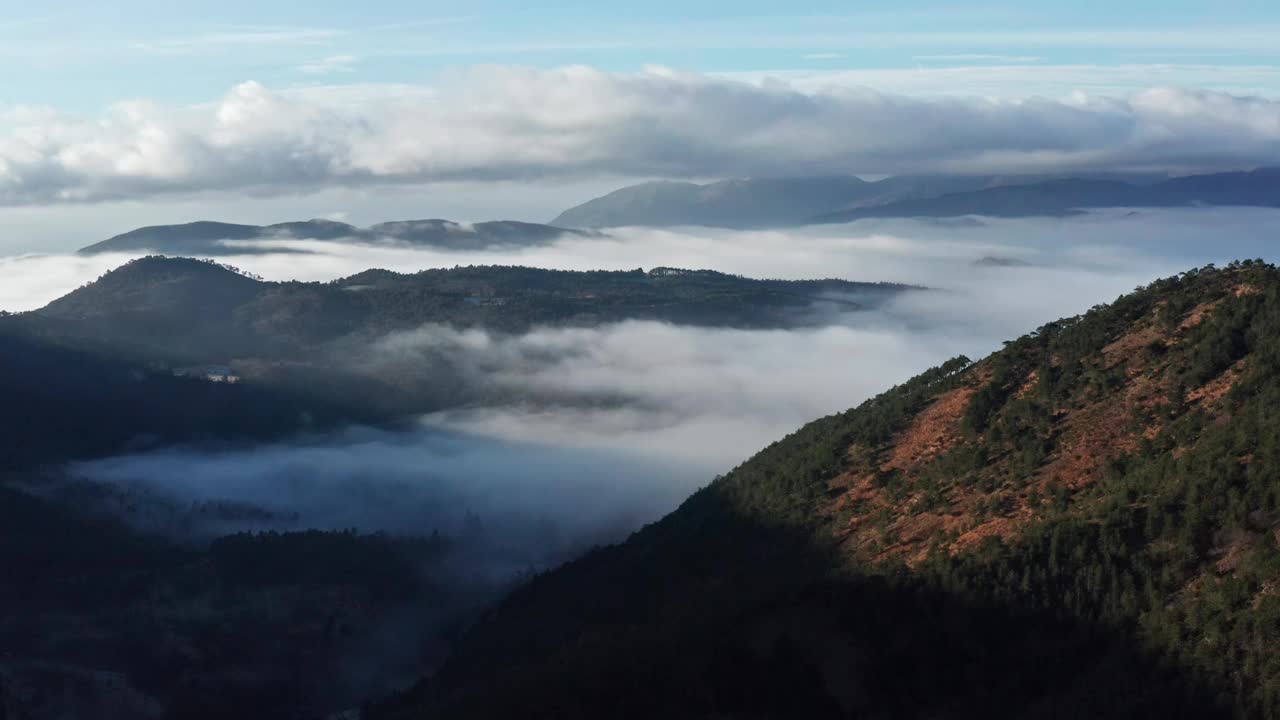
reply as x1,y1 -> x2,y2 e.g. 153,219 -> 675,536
374,261 -> 1280,720
824,273 -> 1259,568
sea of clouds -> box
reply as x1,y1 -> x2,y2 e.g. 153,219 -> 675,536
2,208 -> 1274,567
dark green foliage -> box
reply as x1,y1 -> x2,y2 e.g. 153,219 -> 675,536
373,261 -> 1280,720
4,258 -> 922,468
209,529 -> 450,602
37,257 -> 918,364
5,257 -> 920,469
718,355 -> 971,522
0,317 -> 373,469
0,484 -> 475,719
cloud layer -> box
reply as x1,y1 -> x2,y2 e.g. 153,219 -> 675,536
3,68 -> 1280,205
29,208 -> 1279,585
5,207 -> 1280,312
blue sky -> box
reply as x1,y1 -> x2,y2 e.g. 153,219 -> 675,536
4,0 -> 1280,108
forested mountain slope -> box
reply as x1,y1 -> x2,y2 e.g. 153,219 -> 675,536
0,316 -> 373,469
39,257 -> 913,357
373,261 -> 1280,719
3,258 -> 916,468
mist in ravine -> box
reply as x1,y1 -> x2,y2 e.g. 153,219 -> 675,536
7,207 -> 1278,576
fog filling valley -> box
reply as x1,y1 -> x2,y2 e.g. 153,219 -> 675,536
7,208 -> 1280,576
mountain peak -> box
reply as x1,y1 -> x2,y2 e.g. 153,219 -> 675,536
550,174 -> 875,229
40,256 -> 263,321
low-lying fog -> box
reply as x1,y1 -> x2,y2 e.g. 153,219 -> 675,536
8,208 -> 1280,573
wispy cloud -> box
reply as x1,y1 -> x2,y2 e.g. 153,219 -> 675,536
913,53 -> 1043,63
134,27 -> 343,52
344,25 -> 1280,57
296,55 -> 359,75
718,62 -> 1280,97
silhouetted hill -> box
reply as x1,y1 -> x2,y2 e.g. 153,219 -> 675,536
78,218 -> 592,255
372,260 -> 1280,719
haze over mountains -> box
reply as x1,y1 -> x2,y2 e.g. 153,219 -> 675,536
5,172 -> 1280,720
4,256 -> 916,466
6,214 -> 1280,718
9,1 -> 1280,716
0,251 -> 930,717
551,168 -> 1280,229
61,167 -> 1278,265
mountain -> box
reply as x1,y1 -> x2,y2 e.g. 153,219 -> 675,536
550,169 -> 1276,229
6,257 -> 918,466
812,168 -> 1280,224
548,175 -> 1064,229
813,178 -> 1142,222
371,261 -> 1280,719
77,218 -> 591,256
39,257 -> 915,356
550,176 -> 888,229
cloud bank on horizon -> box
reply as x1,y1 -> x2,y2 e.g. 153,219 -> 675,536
3,68 -> 1280,206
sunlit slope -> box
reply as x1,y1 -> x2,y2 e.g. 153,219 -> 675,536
375,260 -> 1280,719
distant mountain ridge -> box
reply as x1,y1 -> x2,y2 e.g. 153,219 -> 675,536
550,169 -> 1279,229
78,218 -> 592,256
550,176 -> 884,229
813,167 -> 1280,224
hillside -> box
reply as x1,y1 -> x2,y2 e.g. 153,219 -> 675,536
38,257 -> 916,359
372,261 -> 1280,719
0,313 -> 373,469
78,218 -> 591,256
7,258 -> 917,466
550,176 -> 891,229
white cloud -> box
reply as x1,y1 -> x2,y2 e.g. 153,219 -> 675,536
0,68 -> 1279,207
0,252 -> 137,312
